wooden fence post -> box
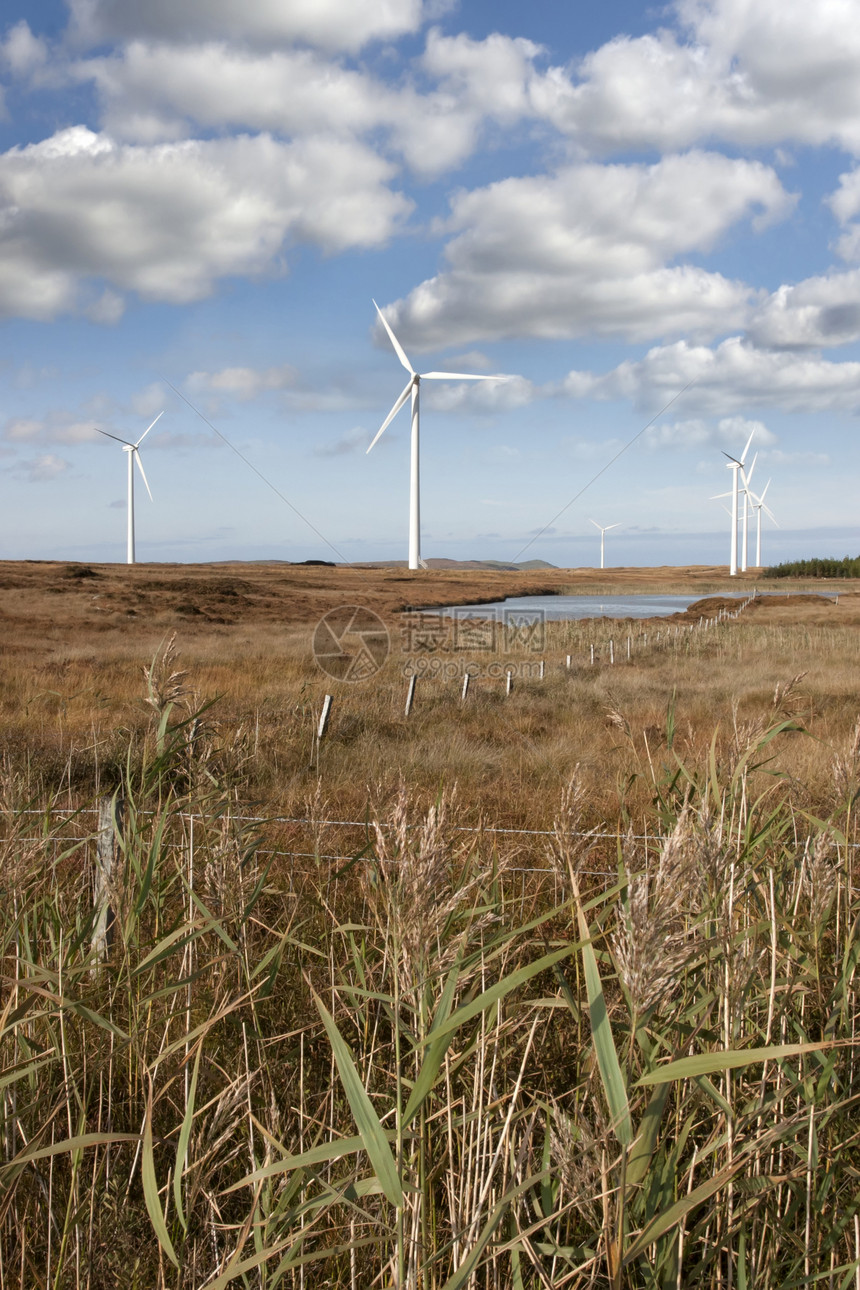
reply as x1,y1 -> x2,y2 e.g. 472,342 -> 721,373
93,795 -> 123,966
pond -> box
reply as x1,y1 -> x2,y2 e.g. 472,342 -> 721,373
419,593 -> 734,622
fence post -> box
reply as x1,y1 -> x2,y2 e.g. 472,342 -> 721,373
93,794 -> 123,966
506,669 -> 514,697
405,674 -> 416,717
461,672 -> 470,702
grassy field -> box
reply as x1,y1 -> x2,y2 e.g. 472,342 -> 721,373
2,560 -> 860,1288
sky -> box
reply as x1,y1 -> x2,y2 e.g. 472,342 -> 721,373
2,0 -> 860,569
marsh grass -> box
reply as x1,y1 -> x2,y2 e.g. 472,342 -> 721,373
2,623 -> 860,1288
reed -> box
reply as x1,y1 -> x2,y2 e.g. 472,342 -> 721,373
2,631 -> 860,1287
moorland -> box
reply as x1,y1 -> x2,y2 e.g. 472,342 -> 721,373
2,558 -> 860,1289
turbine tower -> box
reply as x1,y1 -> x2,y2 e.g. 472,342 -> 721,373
740,452 -> 757,573
367,300 -> 502,570
590,519 -> 620,570
96,412 -> 162,564
721,430 -> 755,577
749,480 -> 777,567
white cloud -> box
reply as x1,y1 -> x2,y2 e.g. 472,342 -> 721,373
188,364 -> 298,401
562,336 -> 860,415
0,127 -> 410,319
1,20 -> 47,76
748,271 -> 860,348
3,417 -> 99,444
425,374 -> 537,412
643,414 -> 776,451
79,41 -> 397,144
534,0 -> 860,157
67,0 -> 428,55
384,152 -> 792,349
313,427 -> 372,456
16,453 -> 71,481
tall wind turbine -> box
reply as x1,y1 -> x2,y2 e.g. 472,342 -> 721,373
740,452 -> 757,573
367,300 -> 501,570
749,480 -> 777,567
590,519 -> 620,570
722,430 -> 755,577
96,412 -> 162,564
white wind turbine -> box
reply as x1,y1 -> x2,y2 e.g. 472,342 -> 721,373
720,430 -> 755,577
749,479 -> 777,567
367,300 -> 502,570
96,412 -> 163,564
740,452 -> 757,572
590,519 -> 620,570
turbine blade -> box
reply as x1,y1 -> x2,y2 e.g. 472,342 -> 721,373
760,479 -> 771,502
95,427 -> 134,447
589,519 -> 602,531
136,410 -> 164,447
722,451 -> 742,466
710,490 -> 732,499
366,379 -> 414,453
134,449 -> 153,501
740,429 -> 755,463
741,452 -> 758,489
373,300 -> 414,376
422,372 -> 496,381
606,524 -> 621,531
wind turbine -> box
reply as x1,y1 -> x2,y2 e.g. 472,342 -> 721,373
590,519 -> 620,570
721,430 -> 755,577
367,300 -> 501,570
740,452 -> 757,573
96,412 -> 162,564
749,480 -> 777,567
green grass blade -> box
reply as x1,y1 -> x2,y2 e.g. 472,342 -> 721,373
574,890 -> 632,1146
635,1041 -> 833,1086
402,960 -> 461,1129
173,1043 -> 202,1233
312,989 -> 403,1208
225,1135 -> 366,1194
143,1086 -> 180,1268
418,944 -> 575,1048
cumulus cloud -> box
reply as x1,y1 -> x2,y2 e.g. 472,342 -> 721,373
561,336 -> 860,415
14,453 -> 71,481
748,270 -> 860,348
67,0 -> 428,55
0,126 -> 410,319
383,152 -> 792,349
1,19 -> 47,76
643,414 -> 776,451
188,364 -> 298,401
535,0 -> 860,157
3,417 -> 99,444
313,427 -> 372,457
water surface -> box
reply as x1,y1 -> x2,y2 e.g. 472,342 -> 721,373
421,593 -> 723,622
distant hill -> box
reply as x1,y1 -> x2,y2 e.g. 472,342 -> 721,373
354,558 -> 558,571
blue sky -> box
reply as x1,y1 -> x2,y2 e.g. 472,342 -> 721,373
2,0 -> 860,568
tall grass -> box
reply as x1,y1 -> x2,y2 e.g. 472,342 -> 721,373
2,637 -> 860,1287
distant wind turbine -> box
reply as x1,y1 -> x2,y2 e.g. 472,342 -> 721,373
749,480 -> 777,567
721,430 -> 755,577
590,519 -> 620,570
96,412 -> 162,564
367,300 -> 503,570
